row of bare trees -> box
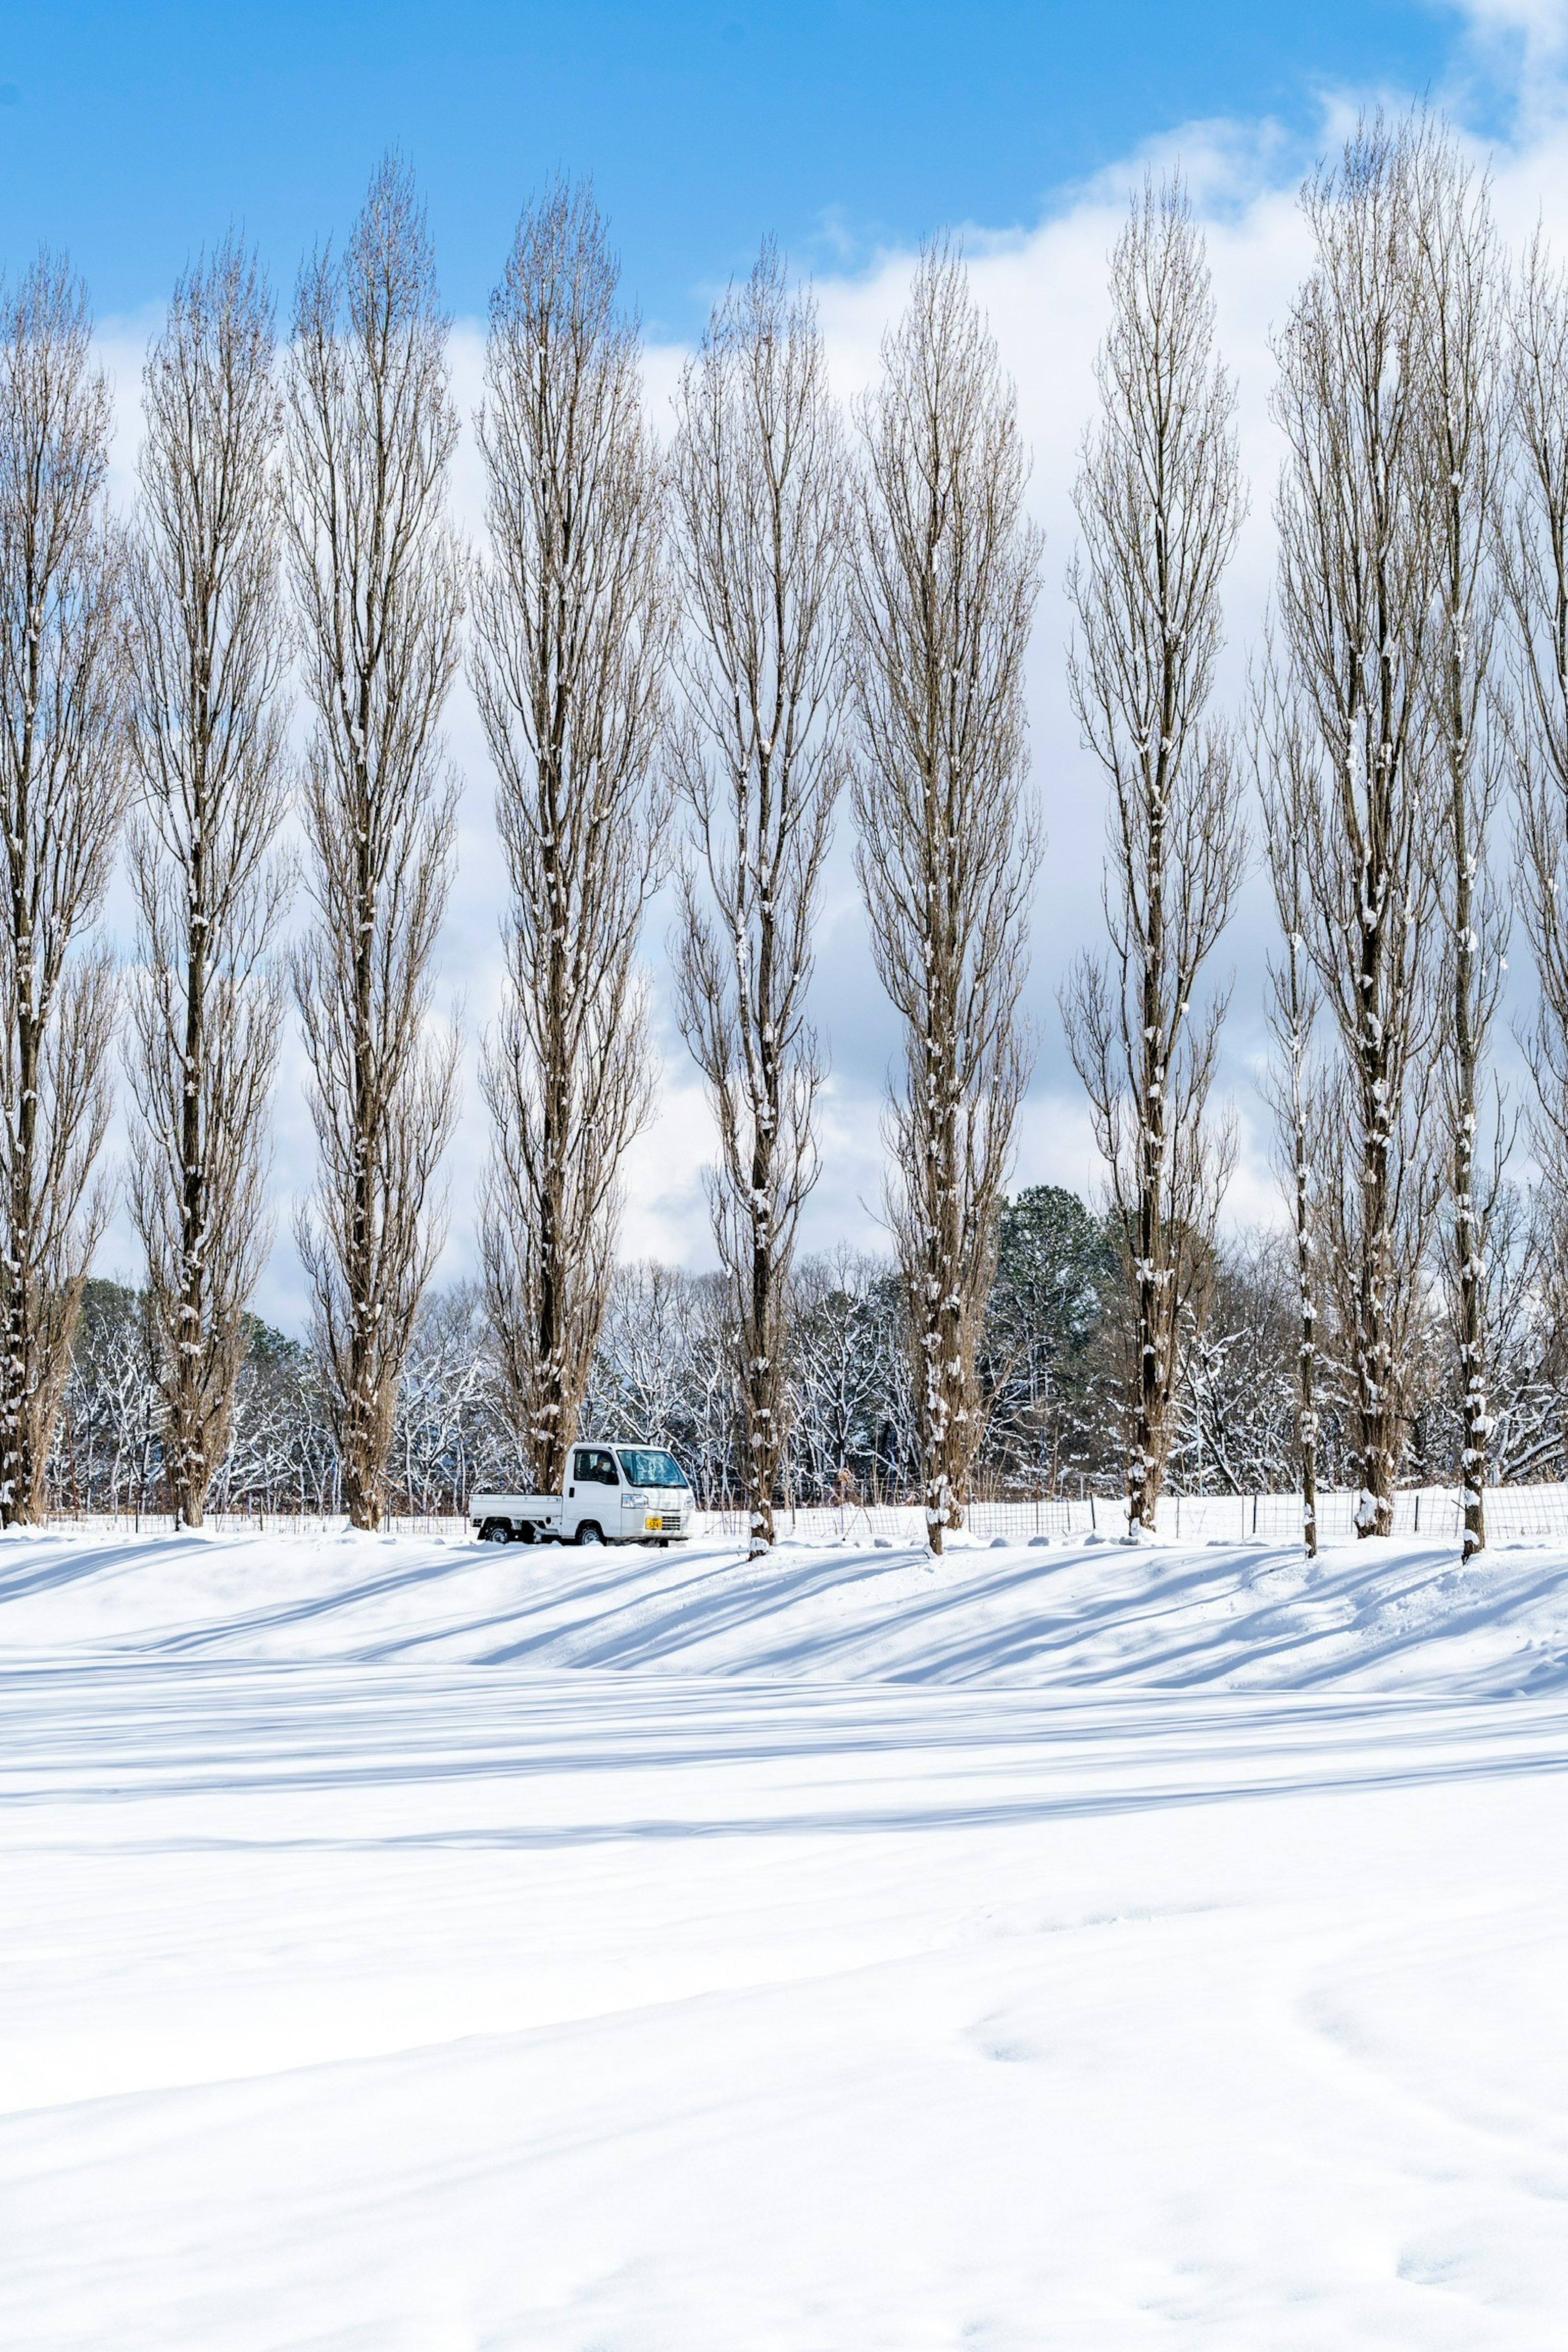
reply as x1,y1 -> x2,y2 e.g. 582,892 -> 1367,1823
0,163 -> 467,1532
22,120 -> 1568,1556
452,125 -> 1568,1564
1267,118 -> 1537,1559
0,163 -> 1040,1547
1067,116 -> 1568,1559
0,261 -> 125,1526
474,198 -> 1040,1558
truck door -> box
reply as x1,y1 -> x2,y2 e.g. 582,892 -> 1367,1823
570,1448 -> 619,1533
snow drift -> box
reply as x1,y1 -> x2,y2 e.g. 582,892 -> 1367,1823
2,1517 -> 1568,1692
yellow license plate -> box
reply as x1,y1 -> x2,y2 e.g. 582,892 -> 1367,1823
646,1515 -> 661,1531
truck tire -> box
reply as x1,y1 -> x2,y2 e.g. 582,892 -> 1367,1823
479,1519 -> 511,1544
576,1520 -> 604,1547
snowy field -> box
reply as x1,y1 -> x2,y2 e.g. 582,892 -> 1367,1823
5,1523 -> 1568,2346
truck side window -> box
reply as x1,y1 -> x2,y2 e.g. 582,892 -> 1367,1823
575,1448 -> 616,1485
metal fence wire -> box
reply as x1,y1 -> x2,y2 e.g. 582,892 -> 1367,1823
28,1485 -> 1568,1547
697,1486 -> 1568,1547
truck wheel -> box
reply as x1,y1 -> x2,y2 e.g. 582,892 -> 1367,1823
479,1519 -> 511,1545
576,1521 -> 604,1547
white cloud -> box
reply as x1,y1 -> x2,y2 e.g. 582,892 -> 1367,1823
1450,0 -> 1568,78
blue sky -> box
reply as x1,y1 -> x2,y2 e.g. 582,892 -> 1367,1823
0,2 -> 1485,331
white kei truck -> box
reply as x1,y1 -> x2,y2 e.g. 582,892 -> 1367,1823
469,1443 -> 695,1548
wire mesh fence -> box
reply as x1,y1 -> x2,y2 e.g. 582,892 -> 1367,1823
694,1485 -> 1568,1548
29,1508 -> 473,1539
22,1486 -> 1568,1547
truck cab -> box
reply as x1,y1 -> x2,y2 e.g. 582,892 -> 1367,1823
469,1443 -> 695,1547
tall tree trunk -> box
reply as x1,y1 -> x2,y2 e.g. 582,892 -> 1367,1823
1061,180 -> 1245,1537
1294,1132 -> 1320,1559
1412,139 -> 1506,1558
471,179 -> 668,1493
1269,114 -> 1443,1540
126,237 -> 291,1530
670,244 -> 848,1557
1505,236 -> 1568,1539
0,256 -> 127,1524
849,241 -> 1041,1555
1256,701 -> 1323,1558
284,156 -> 462,1529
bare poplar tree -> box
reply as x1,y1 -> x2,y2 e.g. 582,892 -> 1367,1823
1256,689 -> 1322,1557
670,244 -> 849,1554
472,180 -> 668,1493
125,241 -> 292,1528
284,157 -> 462,1530
850,242 -> 1041,1555
1506,238 -> 1568,1477
0,256 -> 127,1524
1270,117 -> 1441,1538
1412,137 -> 1508,1559
1060,179 -> 1246,1536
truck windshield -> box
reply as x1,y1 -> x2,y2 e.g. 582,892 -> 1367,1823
616,1448 -> 688,1490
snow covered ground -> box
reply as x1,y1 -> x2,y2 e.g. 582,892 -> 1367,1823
7,1513 -> 1568,1690
5,1522 -> 1568,2345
